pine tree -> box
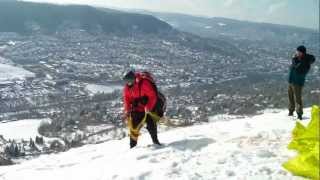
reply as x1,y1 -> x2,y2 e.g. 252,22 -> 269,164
29,138 -> 35,148
14,144 -> 20,157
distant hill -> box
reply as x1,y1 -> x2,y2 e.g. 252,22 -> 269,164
0,1 -> 172,35
0,2 -> 248,61
132,11 -> 318,44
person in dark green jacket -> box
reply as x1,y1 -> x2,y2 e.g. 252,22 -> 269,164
288,45 -> 315,120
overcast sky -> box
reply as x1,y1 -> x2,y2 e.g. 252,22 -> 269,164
22,0 -> 319,30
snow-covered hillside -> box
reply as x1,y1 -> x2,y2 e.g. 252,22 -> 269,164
0,109 -> 311,180
85,84 -> 122,95
0,64 -> 35,82
0,119 -> 49,140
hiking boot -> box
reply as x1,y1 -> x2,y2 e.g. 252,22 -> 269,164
297,113 -> 303,120
130,138 -> 137,148
288,111 -> 294,116
151,135 -> 162,146
153,141 -> 162,146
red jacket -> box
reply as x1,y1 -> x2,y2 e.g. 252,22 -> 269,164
123,73 -> 157,113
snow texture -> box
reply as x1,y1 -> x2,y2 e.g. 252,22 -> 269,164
85,84 -> 122,95
0,108 -> 310,180
0,64 -> 35,82
0,119 -> 50,140
218,23 -> 227,26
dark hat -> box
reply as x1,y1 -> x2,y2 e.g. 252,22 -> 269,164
123,71 -> 135,81
297,45 -> 306,54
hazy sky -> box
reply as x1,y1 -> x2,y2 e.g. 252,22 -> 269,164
23,0 -> 319,30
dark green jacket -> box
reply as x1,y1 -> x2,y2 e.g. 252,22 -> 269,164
288,54 -> 315,86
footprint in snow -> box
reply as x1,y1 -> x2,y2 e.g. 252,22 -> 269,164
169,138 -> 215,152
91,154 -> 104,160
171,162 -> 178,167
136,154 -> 148,160
257,150 -> 276,158
36,167 -> 54,171
149,157 -> 160,163
59,163 -> 78,168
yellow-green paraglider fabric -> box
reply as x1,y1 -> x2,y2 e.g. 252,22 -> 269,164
283,105 -> 320,180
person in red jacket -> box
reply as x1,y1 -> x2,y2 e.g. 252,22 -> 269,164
123,71 -> 161,148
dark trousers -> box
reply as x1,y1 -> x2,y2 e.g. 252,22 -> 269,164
130,111 -> 160,148
288,83 -> 303,115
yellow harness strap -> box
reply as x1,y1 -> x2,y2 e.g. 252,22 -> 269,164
127,112 -> 161,141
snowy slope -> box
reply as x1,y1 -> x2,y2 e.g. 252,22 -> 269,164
0,119 -> 50,140
0,109 -> 311,180
85,84 -> 122,95
0,64 -> 35,82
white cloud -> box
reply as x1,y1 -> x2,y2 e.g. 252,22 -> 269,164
223,0 -> 240,7
268,1 -> 287,14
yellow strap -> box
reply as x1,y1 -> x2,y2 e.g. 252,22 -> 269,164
148,112 -> 161,122
127,112 -> 161,140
